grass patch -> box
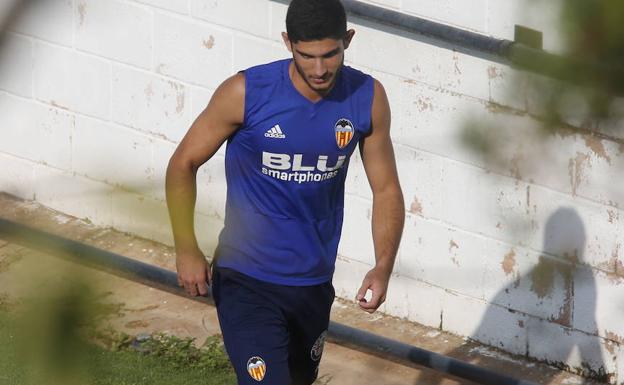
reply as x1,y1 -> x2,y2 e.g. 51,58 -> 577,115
0,310 -> 236,385
0,272 -> 236,385
0,245 -> 237,385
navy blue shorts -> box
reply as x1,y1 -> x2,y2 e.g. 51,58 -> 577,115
212,266 -> 335,385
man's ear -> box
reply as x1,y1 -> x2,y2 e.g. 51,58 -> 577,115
343,29 -> 356,49
281,32 -> 293,53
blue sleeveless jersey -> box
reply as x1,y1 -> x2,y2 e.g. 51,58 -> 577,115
214,58 -> 374,285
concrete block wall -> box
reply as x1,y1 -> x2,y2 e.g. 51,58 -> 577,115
1,0 -> 623,382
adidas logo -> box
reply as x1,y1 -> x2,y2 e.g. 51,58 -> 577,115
264,124 -> 286,139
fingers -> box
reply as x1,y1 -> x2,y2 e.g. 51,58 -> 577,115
178,275 -> 210,297
356,273 -> 388,313
186,280 -> 199,296
184,280 -> 210,296
359,290 -> 385,313
356,280 -> 378,314
356,279 -> 370,302
197,279 -> 209,296
175,251 -> 209,296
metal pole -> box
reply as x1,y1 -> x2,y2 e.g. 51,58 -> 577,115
340,0 -> 512,59
0,218 -> 539,385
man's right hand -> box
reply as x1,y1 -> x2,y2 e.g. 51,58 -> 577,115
175,248 -> 211,297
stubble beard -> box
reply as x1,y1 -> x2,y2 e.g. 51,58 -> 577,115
292,55 -> 344,96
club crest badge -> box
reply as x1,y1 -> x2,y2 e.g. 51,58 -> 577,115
310,331 -> 327,361
335,118 -> 354,149
247,356 -> 266,381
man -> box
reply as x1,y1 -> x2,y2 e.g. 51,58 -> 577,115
165,0 -> 404,383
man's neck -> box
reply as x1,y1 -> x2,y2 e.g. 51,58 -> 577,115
288,61 -> 337,102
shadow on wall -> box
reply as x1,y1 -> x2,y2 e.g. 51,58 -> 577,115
420,208 -> 606,385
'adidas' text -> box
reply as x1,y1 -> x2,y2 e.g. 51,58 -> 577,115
264,124 -> 286,139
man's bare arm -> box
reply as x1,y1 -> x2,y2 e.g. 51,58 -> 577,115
356,79 -> 405,313
165,73 -> 244,296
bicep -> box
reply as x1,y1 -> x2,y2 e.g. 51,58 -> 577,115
171,73 -> 245,169
360,79 -> 400,195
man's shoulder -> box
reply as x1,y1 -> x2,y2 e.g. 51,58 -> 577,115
241,59 -> 289,79
341,64 -> 373,82
340,64 -> 375,97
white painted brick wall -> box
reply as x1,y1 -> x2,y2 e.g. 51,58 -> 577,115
577,268 -> 624,341
0,0 -> 622,380
195,212 -> 225,257
34,42 -> 111,119
0,33 -> 33,98
195,154 -> 227,220
133,0 -> 189,15
150,138 -> 178,202
112,64 -> 191,142
392,272 -> 446,329
0,93 -> 73,169
468,302 -> 529,355
75,0 -> 153,69
32,164 -> 114,227
233,35 -> 284,73
0,152 -> 36,200
403,0 -> 488,34
189,86 -> 214,118
72,116 -> 153,192
268,2 -> 288,44
190,0 -> 271,38
111,188 -> 171,243
9,0 -> 73,46
153,12 -> 233,88
403,217 -> 492,300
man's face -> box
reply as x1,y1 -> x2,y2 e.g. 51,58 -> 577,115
282,30 -> 355,94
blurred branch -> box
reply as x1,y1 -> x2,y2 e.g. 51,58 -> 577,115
0,0 -> 26,37
508,43 -> 624,99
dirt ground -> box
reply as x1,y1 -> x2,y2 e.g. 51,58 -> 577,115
0,192 -> 601,385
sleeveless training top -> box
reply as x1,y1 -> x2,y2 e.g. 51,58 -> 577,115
214,58 -> 374,285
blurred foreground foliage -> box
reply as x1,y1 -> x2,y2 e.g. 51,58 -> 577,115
463,0 -> 624,163
0,254 -> 233,385
561,0 -> 624,100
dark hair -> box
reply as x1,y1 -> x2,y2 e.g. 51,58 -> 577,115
286,0 -> 347,42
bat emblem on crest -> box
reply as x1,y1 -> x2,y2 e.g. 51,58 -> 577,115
247,356 -> 266,381
334,118 -> 354,149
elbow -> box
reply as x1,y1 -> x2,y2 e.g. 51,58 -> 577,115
374,183 -> 404,208
392,183 -> 404,204
394,187 -> 406,217
167,151 -> 198,176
